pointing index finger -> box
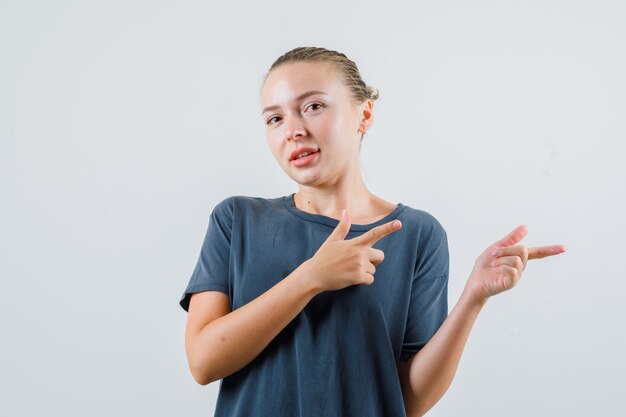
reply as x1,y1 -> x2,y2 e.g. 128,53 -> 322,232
353,219 -> 402,247
528,245 -> 567,260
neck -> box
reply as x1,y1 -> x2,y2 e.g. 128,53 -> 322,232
293,167 -> 377,221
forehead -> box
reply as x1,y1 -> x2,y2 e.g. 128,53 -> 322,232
261,61 -> 348,110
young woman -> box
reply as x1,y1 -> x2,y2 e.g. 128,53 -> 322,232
179,46 -> 566,417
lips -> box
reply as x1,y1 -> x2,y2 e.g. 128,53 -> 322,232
289,147 -> 320,161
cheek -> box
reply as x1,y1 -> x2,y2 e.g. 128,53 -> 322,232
265,133 -> 281,153
327,110 -> 355,138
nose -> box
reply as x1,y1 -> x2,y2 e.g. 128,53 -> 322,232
285,118 -> 306,142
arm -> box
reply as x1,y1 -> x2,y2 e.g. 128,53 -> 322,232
398,287 -> 485,416
185,261 -> 321,385
398,225 -> 566,416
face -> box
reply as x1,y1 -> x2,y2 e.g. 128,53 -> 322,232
260,61 -> 372,187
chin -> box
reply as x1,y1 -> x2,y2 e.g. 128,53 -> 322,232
290,171 -> 322,186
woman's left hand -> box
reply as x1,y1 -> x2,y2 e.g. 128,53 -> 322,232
465,225 -> 567,304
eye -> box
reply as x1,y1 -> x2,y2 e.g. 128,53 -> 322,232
266,116 -> 282,125
306,103 -> 323,112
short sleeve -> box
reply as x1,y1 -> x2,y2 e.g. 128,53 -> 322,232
400,220 -> 450,361
178,197 -> 233,312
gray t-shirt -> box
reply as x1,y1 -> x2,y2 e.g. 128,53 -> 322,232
179,193 -> 449,417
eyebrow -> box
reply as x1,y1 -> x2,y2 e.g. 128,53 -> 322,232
261,90 -> 327,115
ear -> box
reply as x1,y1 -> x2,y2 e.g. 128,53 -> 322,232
357,99 -> 374,134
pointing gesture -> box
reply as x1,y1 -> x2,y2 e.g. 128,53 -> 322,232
466,224 -> 567,302
302,208 -> 403,292
351,221 -> 403,247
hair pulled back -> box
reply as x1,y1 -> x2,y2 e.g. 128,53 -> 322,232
263,46 -> 379,105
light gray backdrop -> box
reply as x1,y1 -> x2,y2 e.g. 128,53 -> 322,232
1,0 -> 624,416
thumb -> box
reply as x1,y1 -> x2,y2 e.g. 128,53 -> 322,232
493,224 -> 528,248
327,208 -> 351,242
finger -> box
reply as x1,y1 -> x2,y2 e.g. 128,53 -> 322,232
528,245 -> 567,260
361,273 -> 375,286
493,225 -> 528,249
352,219 -> 402,247
494,264 -> 520,289
492,245 -> 529,266
491,255 -> 524,271
327,208 -> 352,242
368,248 -> 385,266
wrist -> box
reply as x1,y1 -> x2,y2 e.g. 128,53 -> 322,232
460,282 -> 489,310
292,260 -> 324,298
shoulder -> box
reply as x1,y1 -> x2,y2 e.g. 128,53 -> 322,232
399,204 -> 448,243
211,194 -> 284,220
400,205 -> 450,274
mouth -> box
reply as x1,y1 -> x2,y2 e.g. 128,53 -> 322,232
292,150 -> 319,160
289,147 -> 320,162
290,149 -> 320,167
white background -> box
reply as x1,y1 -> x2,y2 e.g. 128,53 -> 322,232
1,1 -> 625,416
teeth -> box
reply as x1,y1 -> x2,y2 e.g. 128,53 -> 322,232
293,149 -> 319,160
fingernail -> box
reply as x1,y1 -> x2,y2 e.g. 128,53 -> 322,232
341,209 -> 346,220
392,220 -> 401,228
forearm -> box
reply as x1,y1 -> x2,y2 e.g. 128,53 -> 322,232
189,261 -> 321,385
404,285 -> 487,416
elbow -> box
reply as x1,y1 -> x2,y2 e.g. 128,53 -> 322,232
406,401 -> 434,417
408,392 -> 446,417
190,364 -> 210,385
192,373 -> 212,386
186,335 -> 221,385
190,363 -> 218,386
188,352 -> 220,386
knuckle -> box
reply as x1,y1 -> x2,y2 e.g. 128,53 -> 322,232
519,244 -> 528,255
370,248 -> 383,260
511,267 -> 519,279
358,255 -> 369,267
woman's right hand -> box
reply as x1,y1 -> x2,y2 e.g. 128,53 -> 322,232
300,208 -> 403,292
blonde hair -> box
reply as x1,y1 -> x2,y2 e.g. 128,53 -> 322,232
263,46 -> 379,104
